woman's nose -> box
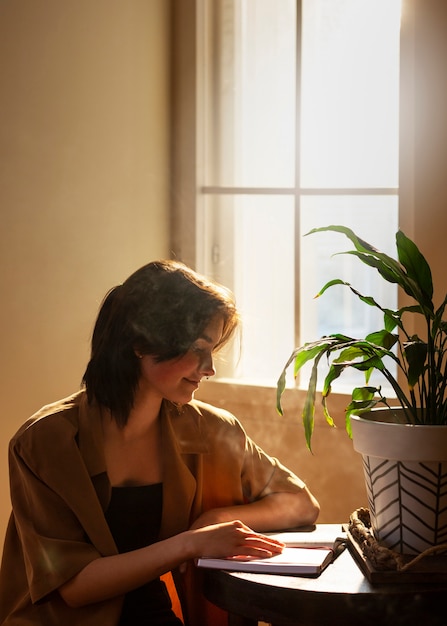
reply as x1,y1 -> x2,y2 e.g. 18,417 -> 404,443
200,354 -> 216,378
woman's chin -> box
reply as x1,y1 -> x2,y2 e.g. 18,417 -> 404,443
167,391 -> 195,406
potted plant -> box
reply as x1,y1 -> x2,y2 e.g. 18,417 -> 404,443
276,225 -> 447,555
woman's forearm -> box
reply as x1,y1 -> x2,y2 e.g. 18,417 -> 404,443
191,489 -> 320,532
59,532 -> 193,608
59,520 -> 286,608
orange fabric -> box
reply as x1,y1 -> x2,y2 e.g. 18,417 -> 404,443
161,572 -> 184,622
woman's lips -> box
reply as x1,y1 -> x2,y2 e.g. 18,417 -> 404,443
184,378 -> 200,387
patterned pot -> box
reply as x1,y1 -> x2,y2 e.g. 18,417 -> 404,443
350,409 -> 447,555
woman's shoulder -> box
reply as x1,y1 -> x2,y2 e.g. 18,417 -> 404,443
180,400 -> 248,443
168,400 -> 247,454
10,390 -> 85,450
185,398 -> 240,424
164,398 -> 243,431
9,390 -> 106,496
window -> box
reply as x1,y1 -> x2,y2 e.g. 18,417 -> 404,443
173,0 -> 401,391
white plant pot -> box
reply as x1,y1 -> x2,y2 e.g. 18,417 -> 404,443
350,408 -> 447,555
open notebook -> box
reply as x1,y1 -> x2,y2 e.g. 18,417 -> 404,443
196,524 -> 346,576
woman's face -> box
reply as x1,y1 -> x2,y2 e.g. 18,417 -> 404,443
138,315 -> 224,405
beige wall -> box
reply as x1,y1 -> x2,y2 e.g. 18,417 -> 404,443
408,0 -> 447,304
0,1 -> 171,543
399,0 -> 447,333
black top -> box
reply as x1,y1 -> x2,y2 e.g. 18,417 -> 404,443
106,483 -> 183,626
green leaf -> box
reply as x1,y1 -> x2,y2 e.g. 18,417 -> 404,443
351,386 -> 379,401
302,359 -> 319,452
365,329 -> 398,350
341,250 -> 404,286
344,386 -> 387,436
346,355 -> 386,371
322,363 -> 346,397
315,278 -> 347,298
383,309 -> 400,332
306,225 -> 378,254
293,342 -> 332,376
276,368 -> 287,415
404,340 -> 428,388
396,230 -> 433,301
276,343 -> 319,414
433,294 -> 447,334
322,399 -> 335,428
332,343 -> 390,366
306,225 -> 406,282
332,345 -> 371,364
307,225 -> 433,312
317,279 -> 404,335
345,398 -> 382,437
316,278 -> 383,311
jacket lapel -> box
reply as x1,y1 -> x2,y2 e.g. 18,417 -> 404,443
159,402 -> 207,538
75,394 -> 117,555
77,395 -> 206,544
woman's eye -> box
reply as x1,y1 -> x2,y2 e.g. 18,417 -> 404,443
192,345 -> 205,354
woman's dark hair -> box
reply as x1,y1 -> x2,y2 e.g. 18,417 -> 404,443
82,260 -> 239,425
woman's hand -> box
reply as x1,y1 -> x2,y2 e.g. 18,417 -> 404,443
187,519 -> 284,560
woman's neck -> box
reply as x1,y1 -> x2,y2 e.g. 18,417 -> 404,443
124,402 -> 162,441
101,400 -> 163,486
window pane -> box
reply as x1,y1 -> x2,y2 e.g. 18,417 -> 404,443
200,195 -> 295,385
301,0 -> 401,188
299,195 -> 398,393
203,0 -> 296,187
196,0 -> 401,390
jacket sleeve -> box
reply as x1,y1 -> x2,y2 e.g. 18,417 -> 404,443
241,434 -> 306,501
8,424 -> 110,603
197,402 -> 306,506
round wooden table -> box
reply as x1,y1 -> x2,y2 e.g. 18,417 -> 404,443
202,545 -> 447,626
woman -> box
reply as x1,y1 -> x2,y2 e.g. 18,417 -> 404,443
0,260 -> 319,625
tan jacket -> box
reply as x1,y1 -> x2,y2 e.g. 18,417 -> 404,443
0,390 -> 306,625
